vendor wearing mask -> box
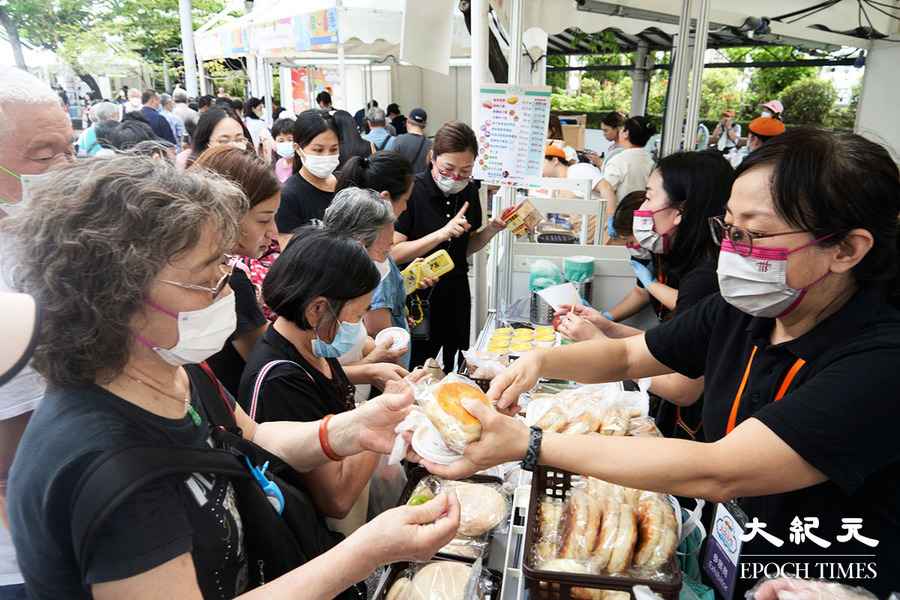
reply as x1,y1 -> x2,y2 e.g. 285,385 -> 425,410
276,110 -> 340,246
391,121 -> 506,369
428,129 -> 900,598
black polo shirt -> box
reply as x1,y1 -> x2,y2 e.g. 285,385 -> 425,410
646,288 -> 900,597
395,171 -> 482,281
236,327 -> 355,425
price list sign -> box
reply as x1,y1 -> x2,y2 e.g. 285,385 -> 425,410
472,84 -> 551,186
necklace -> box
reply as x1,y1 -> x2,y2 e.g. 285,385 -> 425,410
122,371 -> 202,427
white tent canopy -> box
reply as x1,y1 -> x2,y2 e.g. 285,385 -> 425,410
194,0 -> 472,62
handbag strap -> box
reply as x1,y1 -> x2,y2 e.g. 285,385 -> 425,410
249,359 -> 315,421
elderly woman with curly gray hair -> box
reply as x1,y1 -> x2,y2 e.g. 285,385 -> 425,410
2,155 -> 459,600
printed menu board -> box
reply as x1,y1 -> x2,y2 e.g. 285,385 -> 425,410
472,84 -> 552,186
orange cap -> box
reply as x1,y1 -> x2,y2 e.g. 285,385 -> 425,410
749,116 -> 786,137
544,144 -> 566,159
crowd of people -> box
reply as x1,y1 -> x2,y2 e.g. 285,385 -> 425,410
0,62 -> 898,600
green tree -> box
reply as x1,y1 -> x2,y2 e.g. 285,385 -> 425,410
780,78 -> 838,126
720,46 -> 817,120
699,68 -> 744,120
105,0 -> 226,66
0,0 -> 96,68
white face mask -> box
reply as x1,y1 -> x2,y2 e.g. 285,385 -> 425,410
1,170 -> 54,217
138,293 -> 237,366
275,141 -> 295,159
301,151 -> 339,179
433,171 -> 468,195
632,209 -> 675,254
717,237 -> 831,318
626,242 -> 652,261
374,259 -> 391,281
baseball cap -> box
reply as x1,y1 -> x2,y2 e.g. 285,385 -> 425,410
544,144 -> 566,159
408,108 -> 427,126
721,110 -> 736,118
749,116 -> 786,137
760,100 -> 784,114
0,293 -> 39,387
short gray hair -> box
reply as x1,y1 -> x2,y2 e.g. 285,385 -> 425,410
1,154 -> 247,387
92,101 -> 120,122
323,187 -> 395,248
159,93 -> 173,107
366,107 -> 386,125
173,90 -> 189,103
0,67 -> 61,136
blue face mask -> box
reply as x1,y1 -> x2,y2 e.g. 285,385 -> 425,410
312,305 -> 365,358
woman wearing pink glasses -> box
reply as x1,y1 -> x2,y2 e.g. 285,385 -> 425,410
390,121 -> 505,370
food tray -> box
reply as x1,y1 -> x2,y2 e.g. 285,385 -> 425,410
523,467 -> 683,600
371,559 -> 504,600
398,466 -> 504,564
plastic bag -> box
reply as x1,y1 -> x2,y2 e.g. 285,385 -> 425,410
368,454 -> 409,519
415,374 -> 493,454
384,559 -> 494,600
525,382 -> 651,436
529,259 -> 565,292
746,578 -> 878,600
407,476 -> 510,539
461,350 -> 508,381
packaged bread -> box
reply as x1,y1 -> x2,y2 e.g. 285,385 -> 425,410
633,493 -> 678,571
421,376 -> 494,453
451,482 -> 508,537
387,561 -> 482,600
534,498 -> 564,565
558,490 -> 602,560
628,416 -> 663,438
600,407 -> 630,436
421,358 -> 446,383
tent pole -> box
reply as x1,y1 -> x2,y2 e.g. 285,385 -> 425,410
684,0 -> 710,151
470,0 -> 491,333
179,0 -> 199,98
630,40 -> 650,116
337,0 -> 347,109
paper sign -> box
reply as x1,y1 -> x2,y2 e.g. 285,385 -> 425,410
473,84 -> 552,186
537,283 -> 580,311
703,502 -> 746,600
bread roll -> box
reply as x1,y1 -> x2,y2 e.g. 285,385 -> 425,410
559,490 -> 602,560
539,558 -> 591,573
535,406 -> 567,432
386,577 -> 413,600
408,561 -> 474,600
607,504 -> 637,574
453,482 -> 507,537
634,495 -> 678,571
600,407 -> 629,436
592,496 -> 620,570
535,499 -> 563,564
425,382 -> 492,452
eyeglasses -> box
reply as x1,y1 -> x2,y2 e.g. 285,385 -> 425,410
436,164 -> 472,181
160,257 -> 234,299
708,216 -> 806,257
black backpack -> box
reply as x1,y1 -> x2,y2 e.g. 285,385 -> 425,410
70,362 -> 365,598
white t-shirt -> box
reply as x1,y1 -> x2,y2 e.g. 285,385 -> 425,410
600,147 -> 655,203
566,162 -> 603,191
0,236 -> 45,586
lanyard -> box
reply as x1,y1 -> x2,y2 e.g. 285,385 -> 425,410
725,345 -> 806,434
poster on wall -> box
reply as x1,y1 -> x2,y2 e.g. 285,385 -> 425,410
290,68 -> 311,114
472,84 -> 552,187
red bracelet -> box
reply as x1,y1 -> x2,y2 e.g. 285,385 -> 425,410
318,414 -> 343,461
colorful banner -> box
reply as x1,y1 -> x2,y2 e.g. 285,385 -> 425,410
195,21 -> 250,60
290,68 -> 311,114
252,8 -> 339,58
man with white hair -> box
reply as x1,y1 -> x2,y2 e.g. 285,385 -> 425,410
363,106 -> 393,151
0,66 -> 71,598
171,88 -> 198,133
77,101 -> 120,156
158,93 -> 185,152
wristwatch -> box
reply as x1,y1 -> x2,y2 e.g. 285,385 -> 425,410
520,426 -> 543,472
